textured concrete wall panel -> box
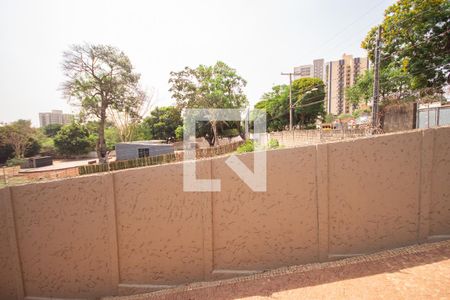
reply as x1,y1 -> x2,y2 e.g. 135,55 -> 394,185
114,162 -> 209,285
11,175 -> 116,298
0,188 -> 19,300
212,146 -> 319,271
430,126 -> 450,236
328,131 -> 422,255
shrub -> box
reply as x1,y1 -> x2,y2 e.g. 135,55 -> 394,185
54,123 -> 93,156
267,138 -> 279,149
236,140 -> 254,153
6,158 -> 27,167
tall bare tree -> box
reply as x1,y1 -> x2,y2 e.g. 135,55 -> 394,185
108,88 -> 153,142
62,44 -> 146,163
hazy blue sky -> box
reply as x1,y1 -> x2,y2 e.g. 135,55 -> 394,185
0,0 -> 395,126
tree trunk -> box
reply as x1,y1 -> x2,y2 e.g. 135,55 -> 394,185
211,121 -> 218,146
98,108 -> 108,164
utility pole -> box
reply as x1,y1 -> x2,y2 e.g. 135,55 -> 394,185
372,26 -> 382,128
281,72 -> 295,130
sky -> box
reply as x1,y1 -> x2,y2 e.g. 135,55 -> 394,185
0,0 -> 396,126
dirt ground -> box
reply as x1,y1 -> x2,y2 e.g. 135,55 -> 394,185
105,240 -> 450,300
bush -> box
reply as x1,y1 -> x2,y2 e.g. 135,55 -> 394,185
54,123 -> 93,156
6,158 -> 27,167
267,138 -> 279,149
24,138 -> 41,157
236,140 -> 254,153
175,125 -> 184,141
0,143 -> 14,165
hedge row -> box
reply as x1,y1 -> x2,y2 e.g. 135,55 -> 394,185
78,153 -> 177,175
78,141 -> 244,176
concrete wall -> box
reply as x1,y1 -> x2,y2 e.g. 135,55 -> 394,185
0,126 -> 450,299
382,102 -> 417,133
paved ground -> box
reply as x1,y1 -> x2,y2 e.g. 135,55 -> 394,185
18,158 -> 98,173
105,240 -> 450,300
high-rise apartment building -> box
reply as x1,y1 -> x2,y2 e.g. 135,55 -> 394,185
293,64 -> 313,80
325,54 -> 369,115
293,54 -> 369,115
312,59 -> 325,81
293,59 -> 325,81
39,110 -> 74,128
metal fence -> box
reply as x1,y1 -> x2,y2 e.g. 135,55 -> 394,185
417,105 -> 450,129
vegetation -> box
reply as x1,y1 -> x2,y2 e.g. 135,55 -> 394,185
345,0 -> 449,111
79,153 -> 177,175
6,158 -> 27,167
169,61 -> 248,146
0,120 -> 40,162
43,124 -> 63,138
267,138 -> 280,149
255,84 -> 290,131
54,123 -> 93,156
62,43 -> 147,162
255,78 -> 325,131
292,78 -> 326,126
362,0 -> 449,91
236,139 -> 254,153
141,106 -> 183,141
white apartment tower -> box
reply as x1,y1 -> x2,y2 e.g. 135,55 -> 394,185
293,59 -> 325,81
39,110 -> 74,128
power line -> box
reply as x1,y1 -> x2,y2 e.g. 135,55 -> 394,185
314,0 -> 389,56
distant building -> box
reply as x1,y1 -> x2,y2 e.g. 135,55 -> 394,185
325,54 -> 369,115
115,141 -> 174,161
293,59 -> 325,81
293,54 -> 369,115
39,110 -> 74,128
293,64 -> 313,80
313,59 -> 325,81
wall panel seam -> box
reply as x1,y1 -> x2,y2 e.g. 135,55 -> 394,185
6,187 -> 25,300
417,131 -> 424,243
108,173 -> 121,292
314,145 -> 320,261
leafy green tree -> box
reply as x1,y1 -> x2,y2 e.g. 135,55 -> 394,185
362,0 -> 450,90
24,138 -> 41,157
1,120 -> 37,158
254,85 -> 290,131
346,66 -> 413,107
292,78 -> 326,127
169,61 -> 248,146
104,126 -> 120,151
142,106 -> 183,141
0,128 -> 14,164
43,124 -> 63,138
84,121 -> 120,151
54,123 -> 93,156
62,44 -> 147,163
255,79 -> 325,130
175,125 -> 184,141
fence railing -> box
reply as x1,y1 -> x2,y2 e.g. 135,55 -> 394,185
417,105 -> 450,129
258,128 -> 367,148
79,140 -> 244,175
